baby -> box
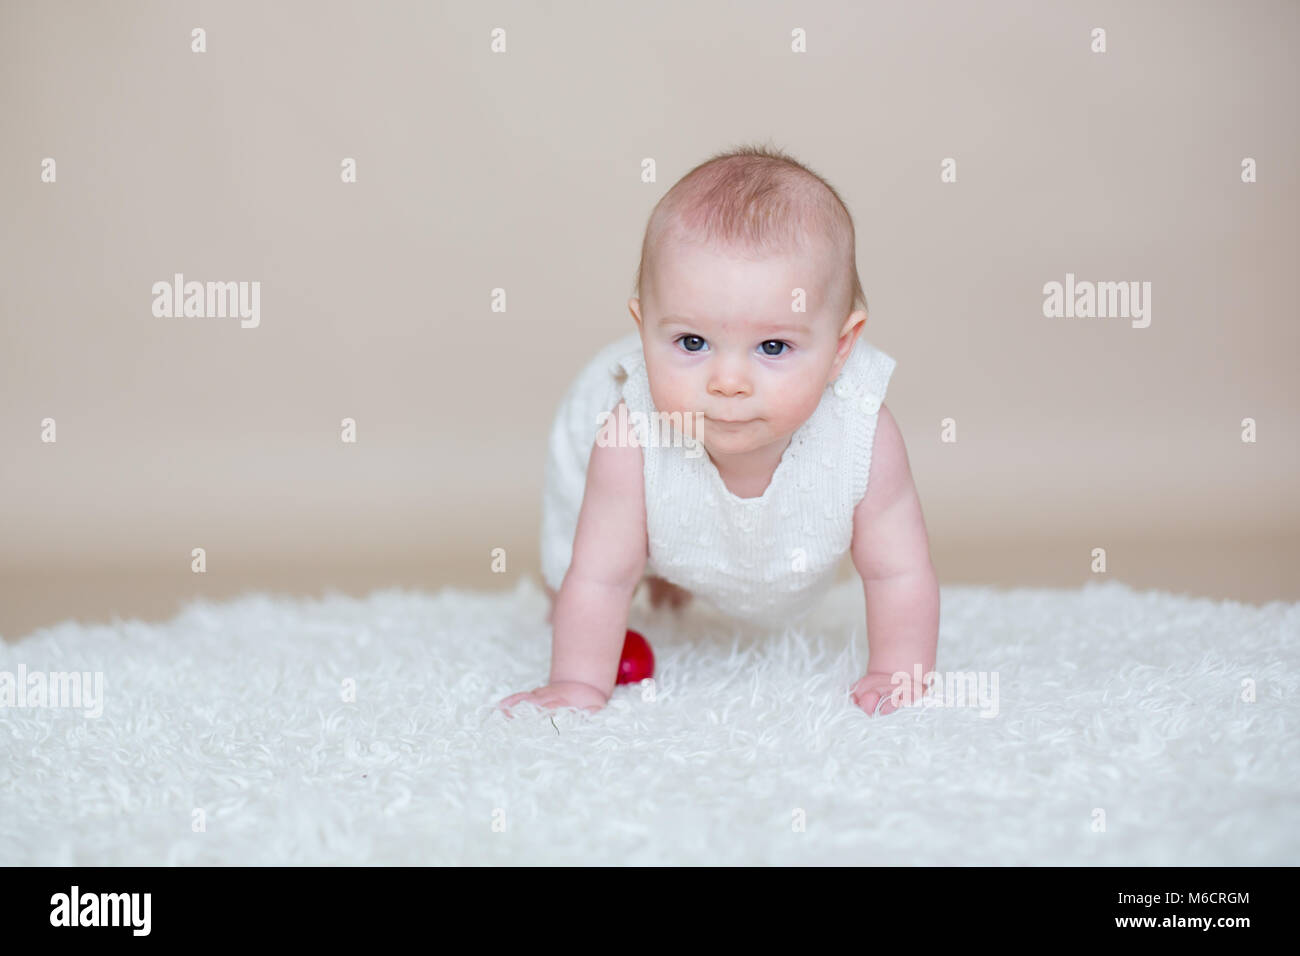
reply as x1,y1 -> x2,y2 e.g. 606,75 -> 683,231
499,145 -> 939,718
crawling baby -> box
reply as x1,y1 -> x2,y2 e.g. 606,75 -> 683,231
499,145 -> 939,718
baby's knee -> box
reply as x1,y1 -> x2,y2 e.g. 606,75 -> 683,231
645,574 -> 692,610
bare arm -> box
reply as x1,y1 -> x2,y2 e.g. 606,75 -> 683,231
548,401 -> 649,697
850,405 -> 939,710
500,400 -> 647,714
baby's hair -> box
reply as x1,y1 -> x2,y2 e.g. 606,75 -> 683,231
633,142 -> 868,317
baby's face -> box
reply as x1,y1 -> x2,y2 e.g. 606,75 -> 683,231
630,240 -> 864,460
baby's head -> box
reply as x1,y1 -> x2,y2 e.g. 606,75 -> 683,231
628,144 -> 869,459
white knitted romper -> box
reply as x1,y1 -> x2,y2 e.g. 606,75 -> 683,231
539,329 -> 896,626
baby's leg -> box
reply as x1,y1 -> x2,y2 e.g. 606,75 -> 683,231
645,575 -> 692,611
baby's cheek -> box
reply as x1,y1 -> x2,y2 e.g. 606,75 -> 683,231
648,375 -> 695,416
777,385 -> 824,429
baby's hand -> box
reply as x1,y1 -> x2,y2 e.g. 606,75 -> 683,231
850,670 -> 930,717
497,681 -> 610,717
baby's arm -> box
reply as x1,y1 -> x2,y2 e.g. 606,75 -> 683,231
848,405 -> 940,716
499,400 -> 648,715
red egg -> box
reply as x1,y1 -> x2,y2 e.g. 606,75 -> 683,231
616,629 -> 655,684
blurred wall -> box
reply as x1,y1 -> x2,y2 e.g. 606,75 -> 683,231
2,0 -> 1297,638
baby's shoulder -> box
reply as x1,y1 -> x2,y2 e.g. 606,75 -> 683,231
842,336 -> 897,397
854,402 -> 911,515
580,330 -> 643,381
552,331 -> 642,417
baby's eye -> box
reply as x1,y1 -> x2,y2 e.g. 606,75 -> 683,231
677,334 -> 707,353
759,340 -> 789,356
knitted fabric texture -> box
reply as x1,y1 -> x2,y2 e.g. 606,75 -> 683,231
540,330 -> 896,625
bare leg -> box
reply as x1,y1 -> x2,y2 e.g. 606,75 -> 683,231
645,574 -> 692,611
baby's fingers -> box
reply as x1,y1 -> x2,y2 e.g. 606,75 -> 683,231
851,688 -> 900,717
497,689 -> 547,717
497,689 -> 587,718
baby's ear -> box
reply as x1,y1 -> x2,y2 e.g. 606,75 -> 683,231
831,311 -> 866,373
839,309 -> 867,344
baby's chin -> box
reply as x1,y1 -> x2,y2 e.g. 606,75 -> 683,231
697,420 -> 783,454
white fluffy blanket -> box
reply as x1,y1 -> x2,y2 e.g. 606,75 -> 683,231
1,577 -> 1296,865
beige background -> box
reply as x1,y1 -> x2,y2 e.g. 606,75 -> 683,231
2,0 -> 1297,640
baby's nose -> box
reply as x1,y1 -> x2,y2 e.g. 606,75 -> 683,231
707,352 -> 752,396
708,369 -> 750,397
